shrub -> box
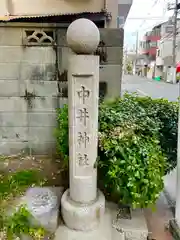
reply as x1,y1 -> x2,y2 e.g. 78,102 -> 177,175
130,95 -> 178,172
55,93 -> 178,208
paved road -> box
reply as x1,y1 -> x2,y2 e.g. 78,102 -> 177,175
122,75 -> 178,204
122,74 -> 179,102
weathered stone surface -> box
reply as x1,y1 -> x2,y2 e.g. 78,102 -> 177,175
100,65 -> 121,98
25,187 -> 63,232
100,28 -> 124,47
30,141 -> 56,155
0,126 -> 28,142
28,126 -> 55,142
24,80 -> 58,97
23,97 -> 58,112
106,47 -> 123,65
23,47 -> 55,64
55,202 -> 148,240
0,97 -> 26,112
27,112 -> 56,127
57,28 -> 124,48
0,63 -> 20,80
0,27 -> 23,46
67,18 -> 100,54
0,112 -> 27,127
0,46 -> 23,63
113,208 -> 148,240
0,80 -> 25,97
0,25 -> 123,155
0,141 -> 28,155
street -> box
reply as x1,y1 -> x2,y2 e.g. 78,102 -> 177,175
122,74 -> 177,206
122,74 -> 179,101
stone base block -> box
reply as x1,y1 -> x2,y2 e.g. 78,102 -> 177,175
55,201 -> 148,240
113,208 -> 148,240
61,189 -> 105,231
55,206 -> 124,240
24,187 -> 64,232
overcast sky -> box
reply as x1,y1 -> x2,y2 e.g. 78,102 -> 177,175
124,0 -> 173,50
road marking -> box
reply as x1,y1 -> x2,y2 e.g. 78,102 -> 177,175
137,89 -> 147,96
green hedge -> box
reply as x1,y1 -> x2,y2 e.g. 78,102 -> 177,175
55,93 -> 178,208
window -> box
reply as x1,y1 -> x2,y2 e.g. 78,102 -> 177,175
23,30 -> 55,46
150,41 -> 157,47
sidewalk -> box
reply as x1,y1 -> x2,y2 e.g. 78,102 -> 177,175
144,192 -> 174,240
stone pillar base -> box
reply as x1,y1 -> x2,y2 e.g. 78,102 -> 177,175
61,189 -> 105,231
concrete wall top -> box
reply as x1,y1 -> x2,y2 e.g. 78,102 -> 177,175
3,0 -> 129,29
0,0 -> 8,15
10,0 -> 104,15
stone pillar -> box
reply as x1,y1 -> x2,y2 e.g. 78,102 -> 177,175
61,18 -> 105,231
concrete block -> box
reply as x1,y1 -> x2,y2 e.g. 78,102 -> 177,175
24,80 -> 58,97
0,46 -> 23,63
25,187 -> 64,232
27,112 -> 56,127
106,47 -> 123,65
27,96 -> 59,112
28,126 -> 55,142
57,29 -> 68,46
44,64 -> 56,81
113,208 -> 148,240
57,28 -> 124,48
23,47 -> 55,64
100,65 -> 121,98
0,63 -> 20,80
21,63 -> 45,81
21,63 -> 56,82
0,126 -> 28,142
0,97 -> 27,112
0,141 -> 28,155
55,201 -> 125,240
0,80 -> 25,97
99,29 -> 124,47
0,27 -> 23,46
58,47 -> 74,70
0,112 -> 27,127
30,141 -> 56,155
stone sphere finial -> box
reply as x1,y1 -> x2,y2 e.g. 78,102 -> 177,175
66,18 -> 100,54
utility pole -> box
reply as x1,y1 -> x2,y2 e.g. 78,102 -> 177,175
132,31 -> 139,75
135,31 -> 139,57
168,0 -> 178,83
173,0 -> 180,229
172,0 -> 178,78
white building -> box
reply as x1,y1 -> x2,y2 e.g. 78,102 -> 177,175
156,19 -> 180,67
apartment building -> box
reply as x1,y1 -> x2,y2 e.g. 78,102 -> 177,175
156,19 -> 180,67
139,24 -> 162,61
0,0 -> 133,155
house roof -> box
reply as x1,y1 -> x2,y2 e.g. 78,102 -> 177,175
0,11 -> 106,22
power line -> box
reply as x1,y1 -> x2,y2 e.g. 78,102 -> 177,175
128,17 -> 168,20
138,0 -> 161,29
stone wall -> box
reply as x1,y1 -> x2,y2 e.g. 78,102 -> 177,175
0,23 -> 123,155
